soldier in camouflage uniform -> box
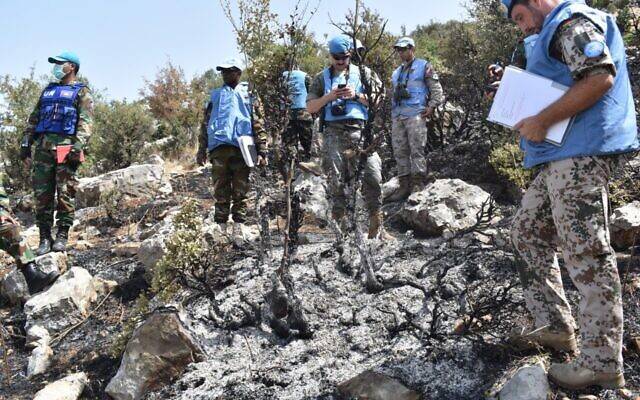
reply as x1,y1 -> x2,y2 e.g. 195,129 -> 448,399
0,183 -> 58,294
307,35 -> 389,239
386,37 -> 444,202
501,0 -> 640,390
282,69 -> 315,164
197,59 -> 268,241
21,51 -> 94,255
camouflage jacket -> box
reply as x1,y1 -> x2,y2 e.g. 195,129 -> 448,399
24,80 -> 94,151
198,86 -> 269,156
0,183 -> 10,211
550,16 -> 616,80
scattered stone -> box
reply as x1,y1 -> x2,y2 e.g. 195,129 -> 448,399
631,336 -> 640,355
92,277 -> 118,296
24,267 -> 98,333
34,251 -> 68,277
74,205 -> 107,226
73,240 -> 95,251
113,242 -> 141,257
610,201 -> 640,250
78,225 -> 101,241
26,344 -> 53,377
577,395 -> 598,400
26,325 -> 51,349
382,176 -> 400,200
138,235 -> 168,273
336,370 -> 420,400
619,388 -> 634,400
105,311 -> 204,400
33,372 -> 88,400
401,179 -> 494,236
76,161 -> 173,209
0,268 -> 30,305
499,362 -> 549,400
293,171 -> 330,223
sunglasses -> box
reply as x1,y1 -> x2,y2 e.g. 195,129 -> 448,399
331,53 -> 351,61
394,47 -> 410,52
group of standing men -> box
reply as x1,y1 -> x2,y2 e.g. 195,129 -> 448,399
1,0 -> 639,392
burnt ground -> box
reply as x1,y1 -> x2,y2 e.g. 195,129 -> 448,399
0,166 -> 639,400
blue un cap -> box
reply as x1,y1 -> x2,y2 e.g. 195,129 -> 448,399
48,51 -> 80,66
501,0 -> 515,18
328,35 -> 352,55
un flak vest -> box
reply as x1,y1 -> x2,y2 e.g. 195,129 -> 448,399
283,70 -> 308,110
206,82 -> 254,151
34,83 -> 85,135
322,65 -> 368,122
391,58 -> 431,118
521,0 -> 639,169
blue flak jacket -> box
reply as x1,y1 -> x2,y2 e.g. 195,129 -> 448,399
391,58 -> 431,118
322,64 -> 368,122
522,0 -> 639,169
207,82 -> 254,151
34,83 -> 85,135
283,70 -> 308,110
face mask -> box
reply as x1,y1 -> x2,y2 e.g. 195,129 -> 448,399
52,64 -> 67,80
524,33 -> 539,60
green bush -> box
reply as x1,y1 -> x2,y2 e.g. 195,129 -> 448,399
488,142 -> 533,189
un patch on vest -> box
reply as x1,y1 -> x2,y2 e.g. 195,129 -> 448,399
60,90 -> 74,98
43,89 -> 56,98
583,40 -> 605,58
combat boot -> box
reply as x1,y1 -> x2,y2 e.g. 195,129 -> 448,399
52,226 -> 69,252
509,326 -> 578,353
36,227 -> 53,256
549,361 -> 625,390
21,262 -> 59,294
384,175 -> 410,203
368,210 -> 394,240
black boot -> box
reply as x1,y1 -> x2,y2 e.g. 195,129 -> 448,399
52,226 -> 69,252
21,262 -> 59,294
36,227 -> 53,256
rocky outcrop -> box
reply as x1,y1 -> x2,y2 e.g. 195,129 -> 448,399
498,362 -> 549,400
401,179 -> 493,236
27,344 -> 53,377
76,160 -> 172,209
106,311 -> 203,400
35,252 -> 68,276
293,171 -> 330,222
24,267 -> 98,333
33,372 -> 88,400
0,268 -> 30,305
337,370 -> 421,400
610,201 -> 640,250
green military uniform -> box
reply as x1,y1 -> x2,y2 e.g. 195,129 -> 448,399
0,183 -> 35,267
24,82 -> 94,232
198,90 -> 268,224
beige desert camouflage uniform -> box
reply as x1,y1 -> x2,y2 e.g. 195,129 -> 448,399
307,65 -> 383,218
391,62 -> 444,178
511,16 -> 623,374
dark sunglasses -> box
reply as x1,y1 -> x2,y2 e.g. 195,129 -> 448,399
331,53 -> 351,61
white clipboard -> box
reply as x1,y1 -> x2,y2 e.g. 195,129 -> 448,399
488,66 -> 573,146
237,135 -> 258,167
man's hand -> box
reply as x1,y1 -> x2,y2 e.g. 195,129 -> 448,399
257,155 -> 268,167
196,150 -> 207,166
514,115 -> 549,143
420,106 -> 435,119
487,64 -> 504,81
329,86 -> 354,101
65,148 -> 83,169
0,212 -> 18,226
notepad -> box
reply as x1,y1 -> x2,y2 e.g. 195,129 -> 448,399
237,136 -> 258,168
56,145 -> 85,164
488,66 -> 573,146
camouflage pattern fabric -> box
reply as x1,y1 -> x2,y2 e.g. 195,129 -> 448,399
391,115 -> 428,177
551,16 -> 616,80
24,80 -> 93,231
284,118 -> 314,162
32,147 -> 79,230
423,64 -> 445,109
0,185 -> 35,267
511,156 -> 623,374
322,123 -> 382,218
209,145 -> 250,223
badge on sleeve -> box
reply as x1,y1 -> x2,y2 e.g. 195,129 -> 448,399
583,40 -> 605,58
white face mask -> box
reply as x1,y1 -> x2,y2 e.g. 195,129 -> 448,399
52,64 -> 67,80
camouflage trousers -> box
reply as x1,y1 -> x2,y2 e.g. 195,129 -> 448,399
322,123 -> 382,217
511,156 -> 623,374
391,115 -> 428,177
284,119 -> 314,162
33,146 -> 79,230
210,145 -> 250,223
0,208 -> 35,267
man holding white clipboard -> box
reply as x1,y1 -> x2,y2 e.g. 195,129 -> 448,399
197,58 -> 269,242
492,0 -> 639,390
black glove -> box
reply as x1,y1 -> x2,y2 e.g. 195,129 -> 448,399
196,149 -> 208,166
65,148 -> 83,169
20,145 -> 31,160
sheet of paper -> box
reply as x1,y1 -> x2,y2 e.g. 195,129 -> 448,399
55,145 -> 85,164
488,66 -> 573,146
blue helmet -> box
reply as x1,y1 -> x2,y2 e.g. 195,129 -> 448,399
502,0 -> 515,18
328,34 -> 352,55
